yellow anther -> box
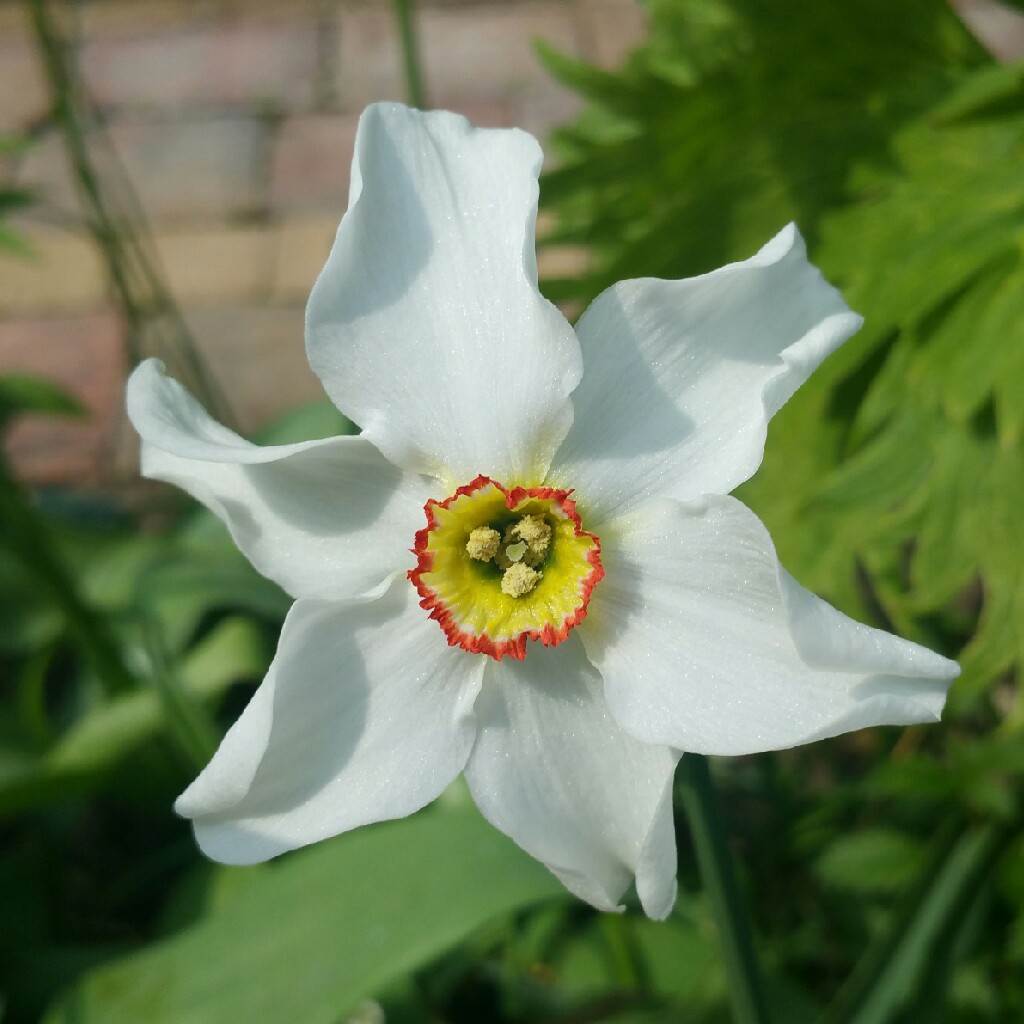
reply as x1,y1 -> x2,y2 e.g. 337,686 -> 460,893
512,515 -> 551,552
466,526 -> 500,561
501,561 -> 542,598
510,515 -> 551,566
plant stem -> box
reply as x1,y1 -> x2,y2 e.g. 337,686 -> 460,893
599,913 -> 648,993
392,0 -> 427,108
140,618 -> 219,771
677,753 -> 771,1024
826,818 -> 1009,1024
0,460 -> 136,697
27,0 -> 235,427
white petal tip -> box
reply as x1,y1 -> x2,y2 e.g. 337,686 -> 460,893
640,878 -> 678,921
125,357 -> 166,422
192,818 -> 285,866
173,782 -> 211,822
753,221 -> 802,265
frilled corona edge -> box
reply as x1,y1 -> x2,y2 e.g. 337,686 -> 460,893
409,475 -> 604,661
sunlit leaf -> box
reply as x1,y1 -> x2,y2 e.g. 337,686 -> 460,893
43,807 -> 566,1024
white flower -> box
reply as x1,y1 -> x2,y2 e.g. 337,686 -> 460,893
126,103 -> 959,919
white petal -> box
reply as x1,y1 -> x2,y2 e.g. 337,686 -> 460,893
548,224 -> 862,521
305,102 -> 582,485
582,496 -> 959,755
127,360 -> 434,600
464,634 -> 678,918
176,581 -> 484,863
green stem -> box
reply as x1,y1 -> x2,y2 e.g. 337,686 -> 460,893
677,753 -> 771,1024
826,818 -> 1009,1024
392,0 -> 427,108
140,618 -> 219,771
27,0 -> 236,428
599,913 -> 648,993
0,461 -> 136,697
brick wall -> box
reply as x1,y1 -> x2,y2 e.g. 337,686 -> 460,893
1,0 -> 1022,491
0,0 -> 646,489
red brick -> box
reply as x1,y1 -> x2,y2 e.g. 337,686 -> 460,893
0,39 -> 51,132
515,84 -> 584,146
74,0 -> 224,36
271,214 -> 337,301
14,128 -> 80,217
1,310 -> 125,487
18,114 -> 270,223
0,226 -> 106,314
425,3 -> 583,142
107,115 -> 268,221
438,100 -> 517,129
80,19 -> 320,112
336,4 -> 582,146
75,0 -> 321,37
338,2 -> 583,114
270,113 -> 358,214
573,0 -> 648,69
337,6 -> 405,106
269,215 -> 333,301
182,303 -> 324,432
154,224 -> 274,303
418,2 -> 581,99
268,104 -> 515,218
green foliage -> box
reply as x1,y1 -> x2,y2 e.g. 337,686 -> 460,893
0,375 -> 84,431
539,0 -> 988,297
542,0 -> 1023,702
43,807 -> 567,1024
0,134 -> 33,255
540,0 -> 1024,1019
815,829 -> 926,894
3,1 -> 1024,1023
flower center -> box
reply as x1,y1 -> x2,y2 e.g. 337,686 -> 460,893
467,512 -> 551,596
409,475 -> 603,661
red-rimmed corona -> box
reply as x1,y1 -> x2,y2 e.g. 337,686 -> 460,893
409,475 -> 604,661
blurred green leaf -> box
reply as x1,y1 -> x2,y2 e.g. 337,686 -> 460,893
0,374 -> 84,430
50,616 -> 264,773
543,5 -> 1024,1013
253,397 -> 357,445
43,807 -> 566,1024
0,618 -> 266,818
0,220 -> 33,256
0,136 -> 35,252
556,915 -> 724,1011
543,0 -> 1024,703
0,545 -> 65,654
816,829 -> 926,895
826,822 -> 1009,1024
542,0 -> 988,297
0,133 -> 31,156
0,186 -> 34,214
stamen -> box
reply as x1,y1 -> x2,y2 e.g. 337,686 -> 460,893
511,515 -> 551,562
501,561 -> 542,597
466,526 -> 500,561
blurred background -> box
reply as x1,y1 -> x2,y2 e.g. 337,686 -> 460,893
2,1 -> 1023,1022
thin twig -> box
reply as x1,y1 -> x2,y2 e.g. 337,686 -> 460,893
27,0 -> 236,428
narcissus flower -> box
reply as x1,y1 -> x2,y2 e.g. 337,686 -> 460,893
127,103 -> 959,918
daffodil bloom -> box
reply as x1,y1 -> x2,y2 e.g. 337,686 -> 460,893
127,103 -> 959,918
